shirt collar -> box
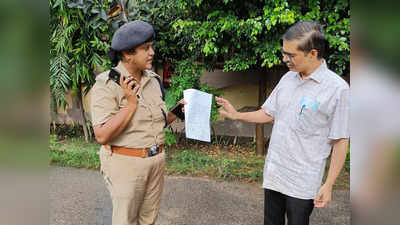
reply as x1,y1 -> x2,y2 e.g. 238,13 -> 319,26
115,62 -> 153,90
115,61 -> 131,78
296,59 -> 327,84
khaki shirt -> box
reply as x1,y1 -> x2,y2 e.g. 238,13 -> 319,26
90,62 -> 167,148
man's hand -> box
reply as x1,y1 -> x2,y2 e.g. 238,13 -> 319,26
314,138 -> 349,208
215,97 -> 239,120
120,74 -> 140,108
314,183 -> 333,208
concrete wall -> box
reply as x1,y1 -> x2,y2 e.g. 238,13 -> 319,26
52,87 -> 92,125
217,84 -> 259,116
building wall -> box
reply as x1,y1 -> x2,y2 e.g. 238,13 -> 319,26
216,83 -> 259,119
52,86 -> 92,125
219,83 -> 259,108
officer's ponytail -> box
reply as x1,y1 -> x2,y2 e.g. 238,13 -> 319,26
107,48 -> 123,67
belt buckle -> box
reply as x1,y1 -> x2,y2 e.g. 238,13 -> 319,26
148,145 -> 159,157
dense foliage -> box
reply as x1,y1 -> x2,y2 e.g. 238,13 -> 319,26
50,0 -> 350,136
150,0 -> 349,74
50,0 -> 113,108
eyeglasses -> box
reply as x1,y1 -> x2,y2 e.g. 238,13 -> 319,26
280,51 -> 297,59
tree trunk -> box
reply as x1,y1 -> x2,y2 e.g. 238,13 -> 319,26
256,71 -> 267,155
256,124 -> 264,155
50,94 -> 58,133
76,84 -> 90,142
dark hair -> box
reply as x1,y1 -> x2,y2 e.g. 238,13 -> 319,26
107,48 -> 124,66
283,21 -> 327,59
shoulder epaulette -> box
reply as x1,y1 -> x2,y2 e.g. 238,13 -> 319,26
95,71 -> 110,83
145,70 -> 161,79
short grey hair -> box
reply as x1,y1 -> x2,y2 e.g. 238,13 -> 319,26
283,21 -> 327,59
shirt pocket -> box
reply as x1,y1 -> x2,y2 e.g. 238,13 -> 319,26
294,103 -> 325,136
126,102 -> 152,133
134,102 -> 151,121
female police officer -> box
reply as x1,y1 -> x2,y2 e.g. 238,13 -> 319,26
91,21 -> 181,225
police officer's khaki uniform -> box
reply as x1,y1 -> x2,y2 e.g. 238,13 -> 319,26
91,62 -> 167,225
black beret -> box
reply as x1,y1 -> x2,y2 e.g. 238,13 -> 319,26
111,20 -> 155,51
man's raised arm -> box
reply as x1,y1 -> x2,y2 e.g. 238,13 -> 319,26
215,97 -> 274,124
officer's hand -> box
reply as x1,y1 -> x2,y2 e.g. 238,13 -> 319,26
215,97 -> 239,120
314,183 -> 333,208
120,75 -> 140,108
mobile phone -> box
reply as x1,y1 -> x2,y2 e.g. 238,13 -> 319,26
108,68 -> 136,89
170,102 -> 185,120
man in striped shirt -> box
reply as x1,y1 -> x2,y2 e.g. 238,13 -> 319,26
216,21 -> 349,225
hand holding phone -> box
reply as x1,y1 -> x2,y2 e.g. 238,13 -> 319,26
109,68 -> 136,89
109,68 -> 140,104
170,102 -> 185,120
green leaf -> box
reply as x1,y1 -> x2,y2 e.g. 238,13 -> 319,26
91,8 -> 100,14
100,9 -> 108,21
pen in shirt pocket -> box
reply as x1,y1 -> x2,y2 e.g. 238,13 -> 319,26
299,104 -> 306,115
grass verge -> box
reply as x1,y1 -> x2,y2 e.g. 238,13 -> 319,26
50,136 -> 100,169
166,148 -> 265,182
50,137 -> 349,189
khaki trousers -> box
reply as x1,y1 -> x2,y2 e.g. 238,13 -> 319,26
99,146 -> 165,225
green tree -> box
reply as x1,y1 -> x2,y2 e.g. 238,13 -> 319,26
50,0 -> 114,141
50,0 -> 349,148
153,0 -> 349,74
151,0 -> 349,154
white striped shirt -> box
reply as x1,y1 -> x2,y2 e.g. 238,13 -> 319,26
261,60 -> 350,199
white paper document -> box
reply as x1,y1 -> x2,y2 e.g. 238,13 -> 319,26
183,89 -> 212,142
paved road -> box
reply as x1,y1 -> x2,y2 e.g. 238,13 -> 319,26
50,167 -> 350,225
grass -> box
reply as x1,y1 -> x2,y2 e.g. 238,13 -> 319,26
49,136 -> 349,189
166,148 -> 265,182
50,136 -> 100,169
